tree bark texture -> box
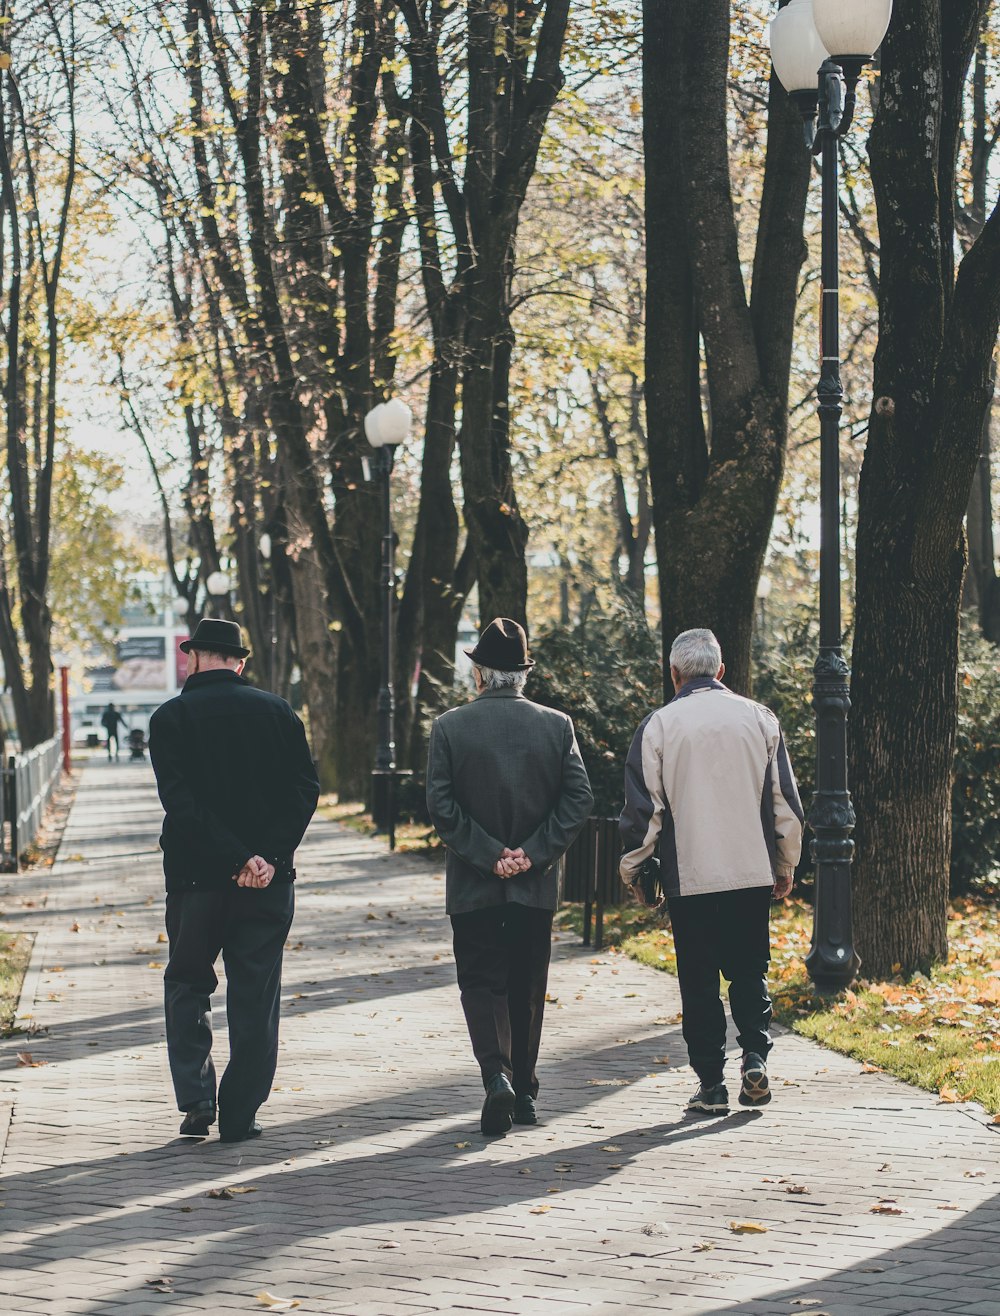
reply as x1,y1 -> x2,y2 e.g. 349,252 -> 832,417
851,0 -> 1000,978
401,0 -> 571,629
642,0 -> 810,698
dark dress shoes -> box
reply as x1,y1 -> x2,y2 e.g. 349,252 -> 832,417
513,1094 -> 538,1125
480,1073 -> 515,1136
179,1101 -> 217,1137
219,1120 -> 263,1144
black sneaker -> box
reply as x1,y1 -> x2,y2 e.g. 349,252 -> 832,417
686,1082 -> 729,1115
739,1052 -> 771,1106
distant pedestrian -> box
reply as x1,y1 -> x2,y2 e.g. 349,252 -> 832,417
149,619 -> 319,1143
427,618 -> 593,1136
620,628 -> 804,1116
101,703 -> 128,761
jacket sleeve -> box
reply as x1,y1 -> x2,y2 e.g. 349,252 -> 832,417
618,714 -> 665,885
518,717 -> 594,871
148,707 -> 254,877
268,713 -> 321,855
425,718 -> 506,876
768,723 -> 805,879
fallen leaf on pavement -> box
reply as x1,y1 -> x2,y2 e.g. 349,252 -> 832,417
860,1062 -> 883,1074
729,1221 -> 768,1234
869,1200 -> 907,1215
377,1242 -> 399,1249
938,1086 -> 961,1103
601,1145 -> 623,1153
964,1168 -> 986,1177
788,1302 -> 823,1308
937,1203 -> 960,1210
207,1186 -> 258,1200
529,1205 -> 551,1214
255,1293 -> 300,1311
586,1078 -> 630,1087
70,922 -> 80,932
693,1241 -> 714,1252
147,961 -> 165,970
157,932 -> 167,943
16,1052 -> 46,1067
455,1142 -> 470,1149
785,1185 -> 810,1195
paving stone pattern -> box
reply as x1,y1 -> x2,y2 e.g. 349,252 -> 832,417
1,762 -> 999,1315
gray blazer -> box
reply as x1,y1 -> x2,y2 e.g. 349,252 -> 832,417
426,688 -> 594,915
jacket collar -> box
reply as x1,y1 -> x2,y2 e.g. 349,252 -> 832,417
475,686 -> 526,700
672,676 -> 727,702
182,669 -> 248,692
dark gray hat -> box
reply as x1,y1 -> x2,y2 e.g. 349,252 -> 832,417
179,618 -> 250,658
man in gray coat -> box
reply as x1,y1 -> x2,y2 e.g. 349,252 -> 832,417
427,618 -> 593,1136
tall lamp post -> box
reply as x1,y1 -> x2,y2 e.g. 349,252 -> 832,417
768,0 -> 892,991
365,397 -> 413,850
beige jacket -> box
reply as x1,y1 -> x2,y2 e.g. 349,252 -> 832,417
619,678 -> 804,898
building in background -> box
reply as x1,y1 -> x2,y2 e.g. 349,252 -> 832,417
69,572 -> 188,743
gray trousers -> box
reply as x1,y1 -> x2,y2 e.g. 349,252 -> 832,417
164,882 -> 294,1134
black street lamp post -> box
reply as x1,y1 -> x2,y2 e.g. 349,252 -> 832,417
769,0 -> 892,991
365,398 -> 413,850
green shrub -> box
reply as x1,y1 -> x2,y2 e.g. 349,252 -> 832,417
529,599 -> 662,817
755,619 -> 1000,896
952,632 -> 1000,895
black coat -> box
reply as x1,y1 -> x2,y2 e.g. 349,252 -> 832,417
149,670 -> 320,890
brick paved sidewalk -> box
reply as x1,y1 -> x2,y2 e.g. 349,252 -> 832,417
1,761 -> 998,1316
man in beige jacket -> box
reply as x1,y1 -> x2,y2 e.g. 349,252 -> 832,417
620,629 -> 803,1115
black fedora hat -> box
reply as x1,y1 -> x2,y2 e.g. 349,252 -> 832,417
464,617 -> 535,672
179,618 -> 251,658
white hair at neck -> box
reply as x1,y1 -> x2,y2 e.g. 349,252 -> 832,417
475,664 -> 529,693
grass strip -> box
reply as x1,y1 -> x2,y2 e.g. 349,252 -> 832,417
316,797 -> 442,857
556,897 -> 1000,1115
0,931 -> 34,1035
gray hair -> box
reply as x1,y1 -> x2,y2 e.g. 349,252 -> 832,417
669,628 -> 722,682
474,664 -> 529,693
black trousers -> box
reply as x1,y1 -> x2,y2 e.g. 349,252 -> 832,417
164,882 -> 294,1132
451,903 -> 553,1097
667,885 -> 773,1086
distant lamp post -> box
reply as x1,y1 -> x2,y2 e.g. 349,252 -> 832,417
205,569 -> 231,618
769,0 -> 892,991
365,398 -> 413,849
756,573 -> 773,632
258,533 -> 277,691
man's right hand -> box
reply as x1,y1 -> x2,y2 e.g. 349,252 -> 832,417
493,847 -> 532,878
234,855 -> 276,888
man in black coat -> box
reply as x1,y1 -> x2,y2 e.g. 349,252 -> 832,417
149,618 -> 319,1142
426,618 -> 593,1136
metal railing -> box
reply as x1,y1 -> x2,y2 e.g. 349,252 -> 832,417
2,737 -> 61,869
560,817 -> 623,950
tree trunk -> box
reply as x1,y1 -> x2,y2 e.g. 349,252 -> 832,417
643,0 -> 810,698
850,0 -> 1000,978
284,515 -> 340,793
